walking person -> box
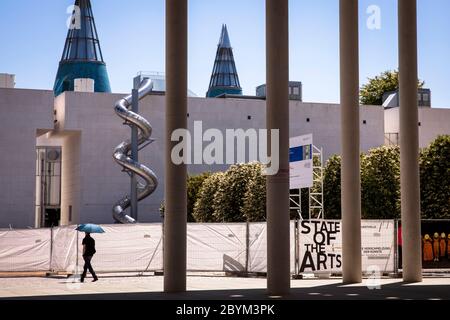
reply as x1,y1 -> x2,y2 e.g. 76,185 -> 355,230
81,232 -> 98,283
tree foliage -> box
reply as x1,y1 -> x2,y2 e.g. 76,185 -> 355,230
167,136 -> 450,222
361,146 -> 401,219
160,172 -> 211,221
187,172 -> 212,222
193,172 -> 224,222
242,163 -> 266,222
420,135 -> 450,219
323,155 -> 342,219
360,70 -> 424,105
324,147 -> 403,220
213,163 -> 256,222
323,136 -> 450,220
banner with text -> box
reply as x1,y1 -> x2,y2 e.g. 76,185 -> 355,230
298,220 -> 395,273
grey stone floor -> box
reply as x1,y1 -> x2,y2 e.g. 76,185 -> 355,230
1,275 -> 450,300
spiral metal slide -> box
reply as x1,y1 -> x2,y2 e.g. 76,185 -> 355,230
112,78 -> 158,223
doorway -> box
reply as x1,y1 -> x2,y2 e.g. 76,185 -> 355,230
35,147 -> 62,228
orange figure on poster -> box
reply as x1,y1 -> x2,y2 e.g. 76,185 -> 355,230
423,234 -> 433,262
433,232 -> 440,262
447,234 -> 450,259
440,233 -> 446,258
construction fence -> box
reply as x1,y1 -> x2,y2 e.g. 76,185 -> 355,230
0,220 -> 396,275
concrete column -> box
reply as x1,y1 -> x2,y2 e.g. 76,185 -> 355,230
266,0 -> 290,296
398,0 -> 422,283
164,0 -> 187,293
339,0 -> 362,284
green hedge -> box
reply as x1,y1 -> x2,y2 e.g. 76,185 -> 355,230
241,163 -> 266,222
420,135 -> 450,219
324,135 -> 450,219
162,135 -> 449,222
193,172 -> 225,222
213,163 -> 260,222
361,146 -> 401,219
159,172 -> 211,222
323,155 -> 342,219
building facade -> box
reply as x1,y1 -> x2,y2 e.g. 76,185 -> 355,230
0,87 -> 390,229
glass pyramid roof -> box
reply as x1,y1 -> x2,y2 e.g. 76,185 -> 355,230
206,25 -> 242,97
60,0 -> 104,63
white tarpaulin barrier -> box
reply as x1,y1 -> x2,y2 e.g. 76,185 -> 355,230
361,220 -> 395,273
187,223 -> 246,272
298,220 -> 395,273
248,221 -> 296,273
0,220 -> 395,274
73,224 -> 163,273
247,222 -> 266,273
0,229 -> 51,272
51,225 -> 163,273
51,226 -> 77,272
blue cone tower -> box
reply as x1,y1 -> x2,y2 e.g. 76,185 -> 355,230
53,0 -> 111,96
206,25 -> 242,98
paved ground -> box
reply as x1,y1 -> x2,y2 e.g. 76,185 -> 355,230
1,275 -> 450,300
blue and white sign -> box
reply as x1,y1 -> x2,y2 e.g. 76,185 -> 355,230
289,134 -> 313,189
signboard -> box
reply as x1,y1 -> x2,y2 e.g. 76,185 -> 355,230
298,220 -> 395,273
289,134 -> 313,189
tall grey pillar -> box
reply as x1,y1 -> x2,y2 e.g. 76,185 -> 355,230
340,0 -> 362,284
266,0 -> 290,296
399,0 -> 422,283
164,0 -> 188,292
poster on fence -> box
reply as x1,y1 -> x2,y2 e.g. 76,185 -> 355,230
398,220 -> 450,270
298,220 -> 395,273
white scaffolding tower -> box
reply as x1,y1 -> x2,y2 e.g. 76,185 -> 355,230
309,145 -> 324,219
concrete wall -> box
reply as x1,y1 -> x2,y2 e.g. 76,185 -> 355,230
290,101 -> 384,160
384,108 -> 400,134
54,92 -> 165,224
60,132 -> 81,226
0,88 -> 54,228
384,107 -> 450,148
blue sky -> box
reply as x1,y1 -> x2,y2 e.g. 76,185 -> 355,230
0,0 -> 449,107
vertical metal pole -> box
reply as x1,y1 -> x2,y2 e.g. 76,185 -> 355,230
398,0 -> 422,283
49,227 -> 53,271
130,76 -> 140,221
394,219 -> 399,276
340,0 -> 362,284
266,0 -> 290,296
161,216 -> 165,274
295,220 -> 299,276
40,157 -> 45,228
308,188 -> 311,221
321,147 -> 324,219
245,222 -> 250,274
165,0 -> 188,293
299,189 -> 302,219
76,228 -> 79,275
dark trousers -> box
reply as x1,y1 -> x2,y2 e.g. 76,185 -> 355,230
81,256 -> 97,279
